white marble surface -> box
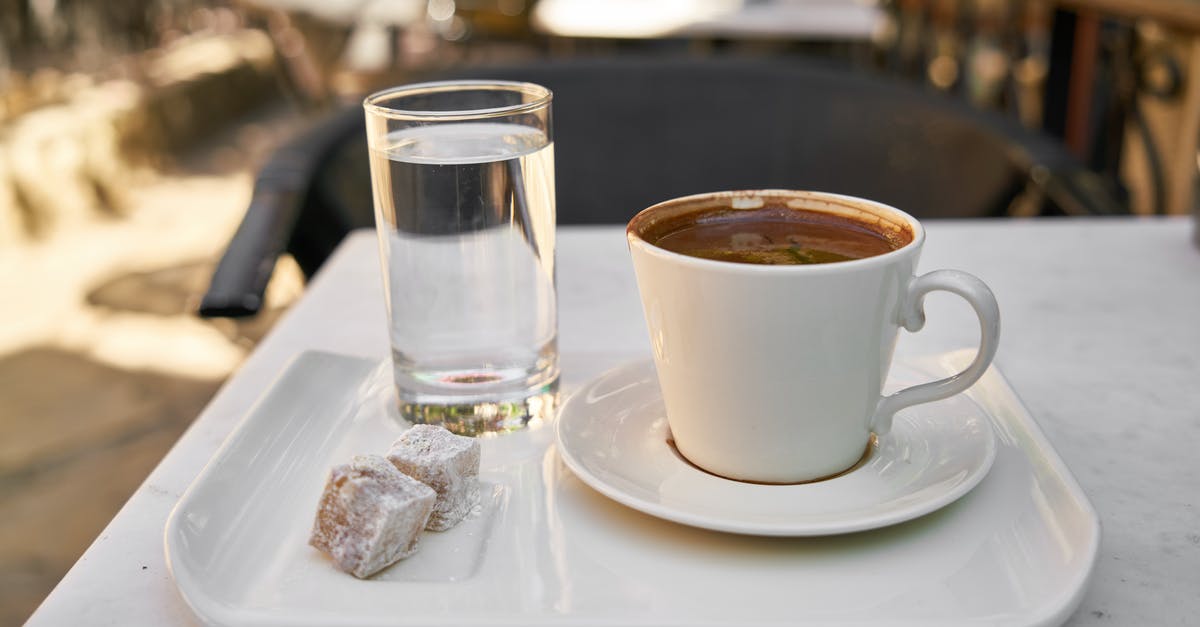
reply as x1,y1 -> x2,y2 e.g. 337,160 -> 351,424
27,219 -> 1200,626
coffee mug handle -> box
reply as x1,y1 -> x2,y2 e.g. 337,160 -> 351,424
871,270 -> 1001,435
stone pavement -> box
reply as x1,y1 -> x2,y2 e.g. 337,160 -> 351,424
0,106 -> 307,625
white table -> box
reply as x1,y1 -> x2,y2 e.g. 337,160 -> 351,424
28,220 -> 1200,625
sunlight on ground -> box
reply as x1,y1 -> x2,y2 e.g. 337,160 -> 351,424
61,311 -> 246,379
0,172 -> 304,379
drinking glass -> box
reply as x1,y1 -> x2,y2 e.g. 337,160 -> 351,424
363,81 -> 558,435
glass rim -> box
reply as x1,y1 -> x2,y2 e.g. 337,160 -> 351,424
363,80 -> 552,122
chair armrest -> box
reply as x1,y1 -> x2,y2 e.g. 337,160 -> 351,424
198,107 -> 366,318
198,183 -> 304,317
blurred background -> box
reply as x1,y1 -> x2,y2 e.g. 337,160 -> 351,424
1,0 -> 1198,622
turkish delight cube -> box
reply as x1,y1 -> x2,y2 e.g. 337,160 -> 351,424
309,454 -> 436,578
386,424 -> 481,531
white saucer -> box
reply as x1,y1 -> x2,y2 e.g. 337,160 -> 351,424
555,359 -> 997,536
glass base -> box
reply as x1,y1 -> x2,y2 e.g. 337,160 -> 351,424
397,379 -> 559,437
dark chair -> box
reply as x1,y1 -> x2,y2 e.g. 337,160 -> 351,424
200,56 -> 1125,317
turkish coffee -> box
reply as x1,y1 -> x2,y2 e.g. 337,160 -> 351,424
642,205 -> 912,265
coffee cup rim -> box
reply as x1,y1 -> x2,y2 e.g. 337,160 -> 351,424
626,190 -> 925,273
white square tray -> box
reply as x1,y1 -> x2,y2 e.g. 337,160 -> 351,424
165,350 -> 1099,626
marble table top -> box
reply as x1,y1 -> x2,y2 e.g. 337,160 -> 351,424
27,219 -> 1200,625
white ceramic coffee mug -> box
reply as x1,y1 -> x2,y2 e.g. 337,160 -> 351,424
627,190 -> 1000,484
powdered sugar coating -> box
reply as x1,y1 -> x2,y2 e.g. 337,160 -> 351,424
386,424 -> 481,531
309,454 -> 436,578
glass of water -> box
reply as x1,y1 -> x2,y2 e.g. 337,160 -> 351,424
363,81 -> 557,435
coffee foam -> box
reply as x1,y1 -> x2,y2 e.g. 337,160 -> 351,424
785,195 -> 913,246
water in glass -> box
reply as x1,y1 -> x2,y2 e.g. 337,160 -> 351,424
368,121 -> 557,430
